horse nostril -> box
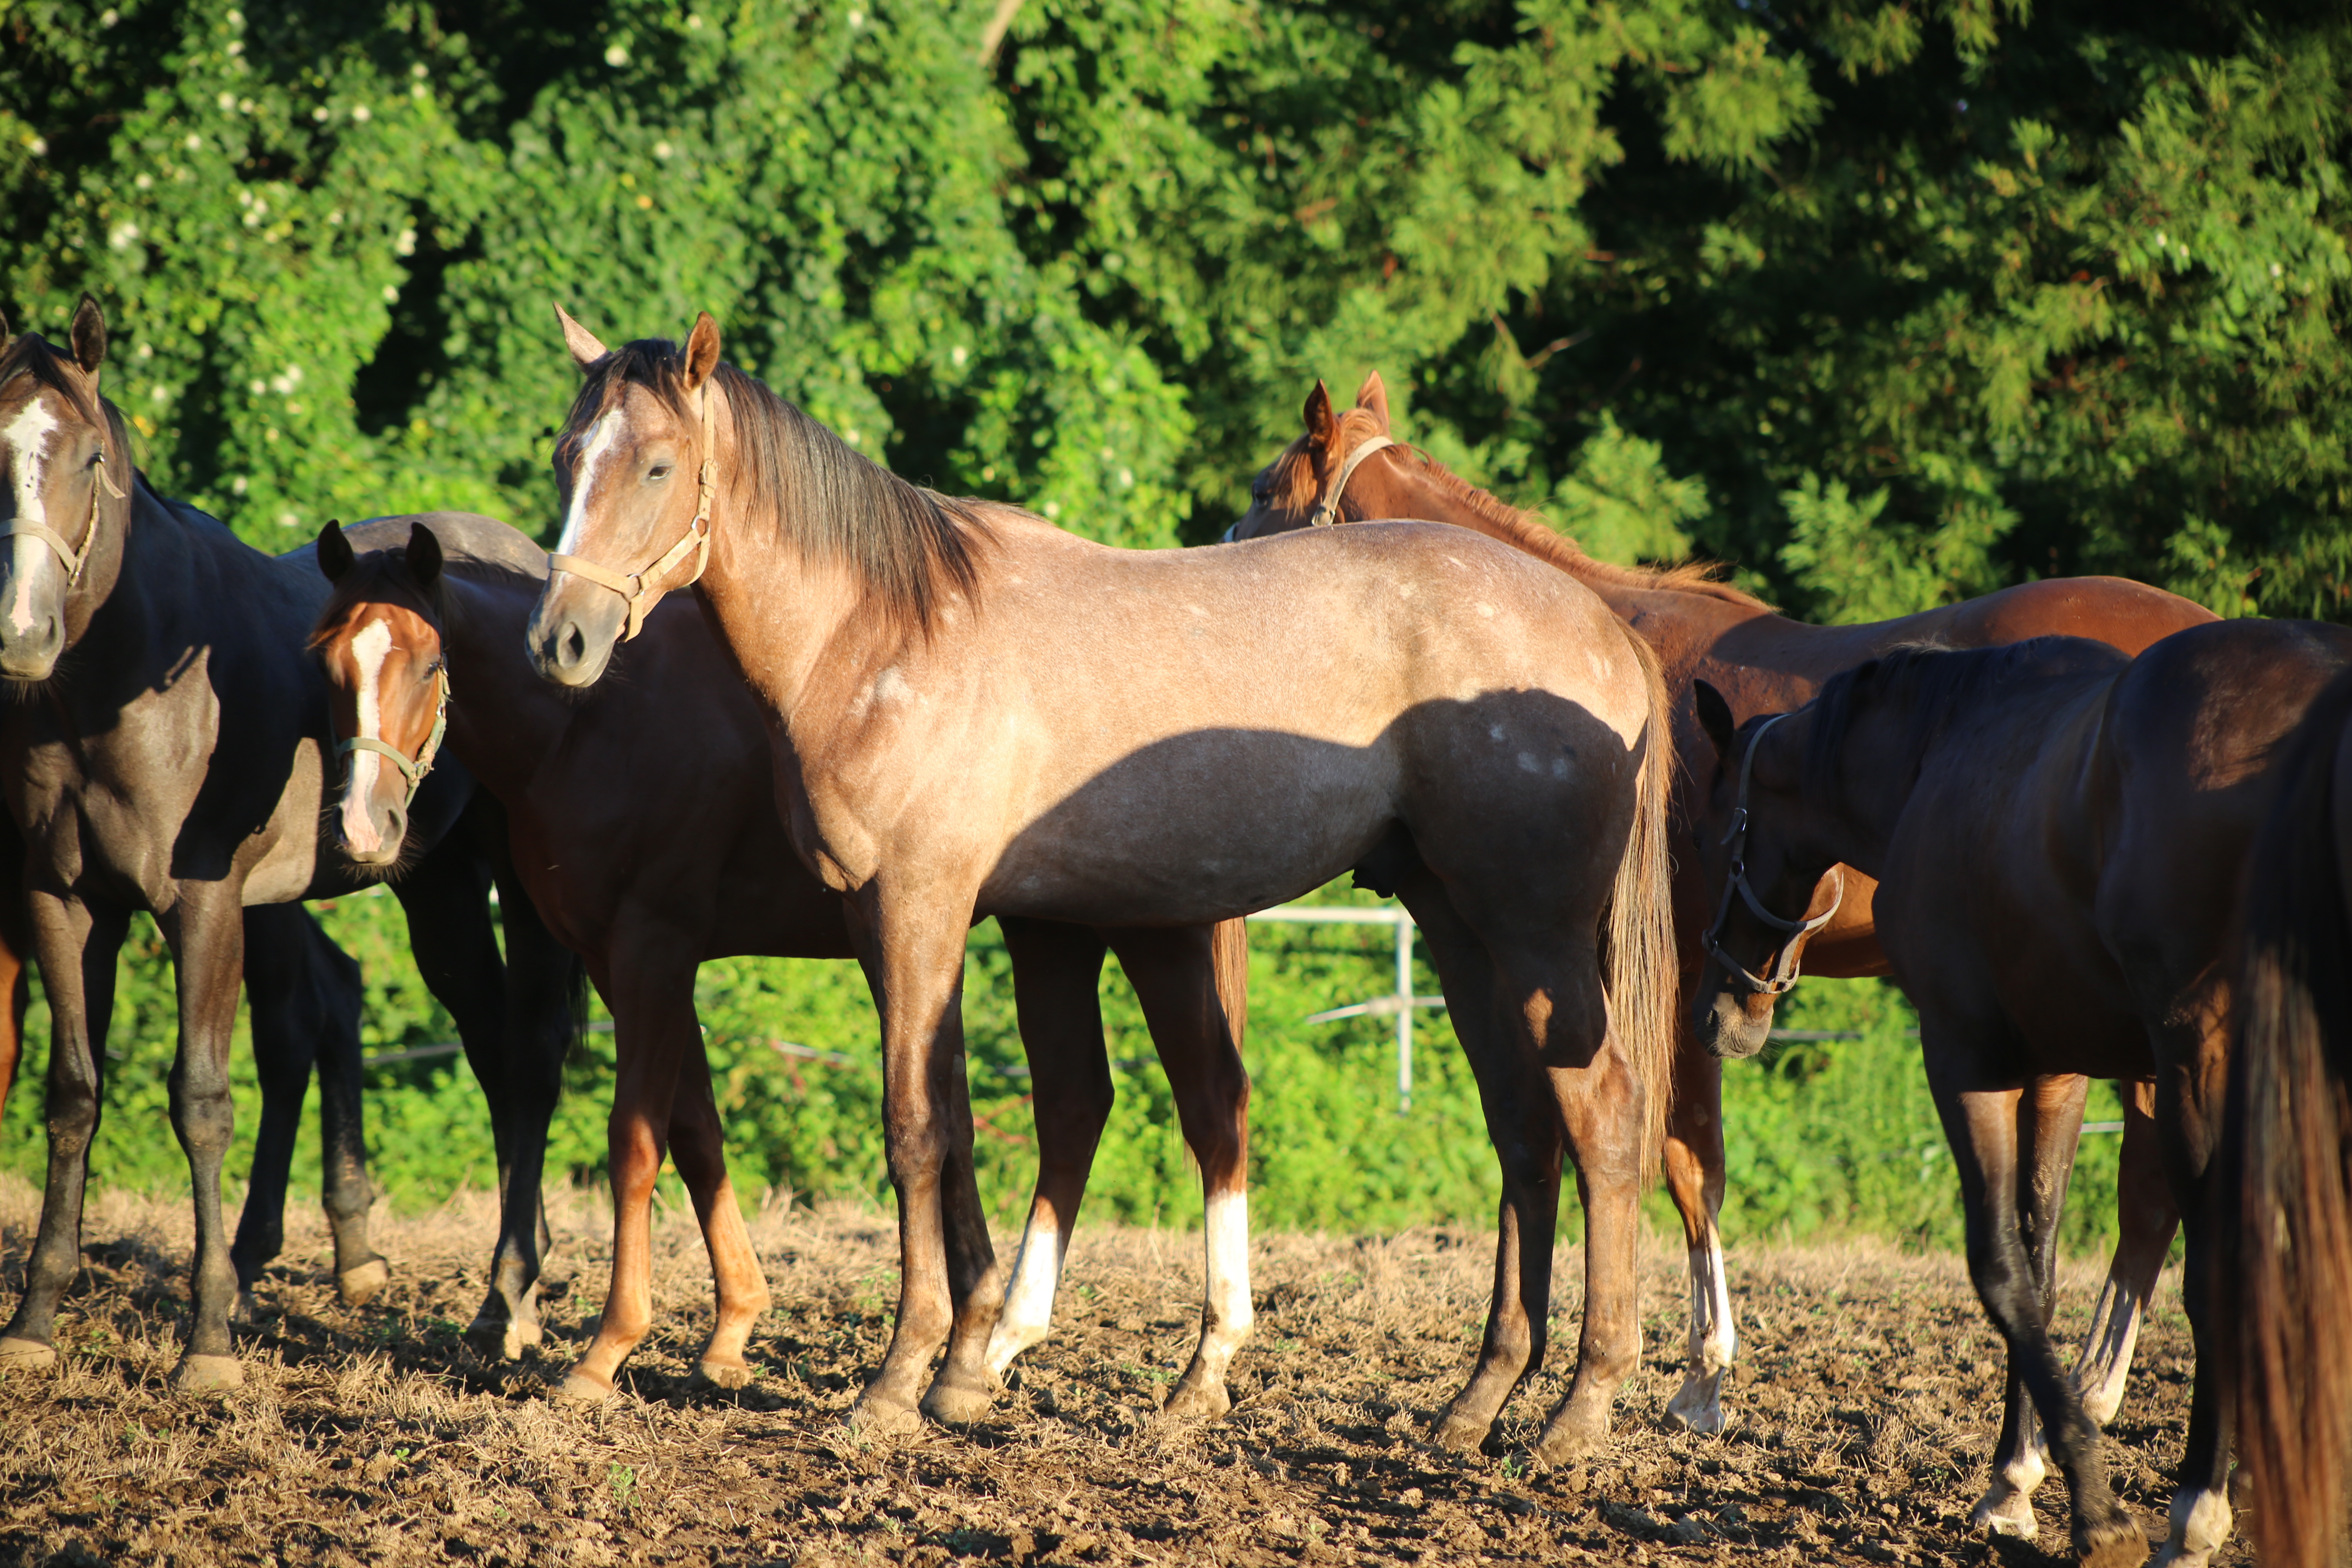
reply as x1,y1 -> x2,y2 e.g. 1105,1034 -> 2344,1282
559,623 -> 586,670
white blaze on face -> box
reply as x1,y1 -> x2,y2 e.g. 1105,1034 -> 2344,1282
339,619 -> 394,854
2,397 -> 62,635
554,410 -> 627,559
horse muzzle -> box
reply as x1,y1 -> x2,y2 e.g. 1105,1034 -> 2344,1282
525,578 -> 623,689
1690,984 -> 1775,1061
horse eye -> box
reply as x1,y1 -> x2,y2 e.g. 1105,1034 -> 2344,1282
648,463 -> 673,482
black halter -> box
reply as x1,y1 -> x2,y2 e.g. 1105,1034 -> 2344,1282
1699,713 -> 1843,997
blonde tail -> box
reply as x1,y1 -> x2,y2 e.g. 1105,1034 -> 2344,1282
1604,621 -> 1679,1175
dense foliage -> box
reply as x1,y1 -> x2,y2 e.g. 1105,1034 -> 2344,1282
0,0 -> 2309,1250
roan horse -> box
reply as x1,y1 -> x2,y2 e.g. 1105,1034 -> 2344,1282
2218,667 -> 2352,1568
0,300 -> 580,1387
522,309 -> 1677,1454
1230,375 -> 2210,1512
308,512 -> 1254,1406
1687,621 -> 2352,1568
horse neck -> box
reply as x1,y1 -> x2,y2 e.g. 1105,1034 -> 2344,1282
439,572 -> 575,799
56,484 -> 203,703
693,487 -> 875,720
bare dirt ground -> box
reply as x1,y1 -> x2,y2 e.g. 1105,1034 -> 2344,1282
0,1177 -> 2243,1568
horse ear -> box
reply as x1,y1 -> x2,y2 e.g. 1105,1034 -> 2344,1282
683,310 -> 721,392
407,521 -> 444,592
1353,370 -> 1391,434
1303,381 -> 1339,451
555,304 -> 609,369
69,294 -> 107,376
317,519 -> 354,583
1693,680 -> 1738,765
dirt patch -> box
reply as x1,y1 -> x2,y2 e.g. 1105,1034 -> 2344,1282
0,1178 -> 2238,1566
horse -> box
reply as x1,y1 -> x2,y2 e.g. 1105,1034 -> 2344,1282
308,512 -> 1254,1409
521,307 -> 1678,1455
2217,668 -> 2352,1568
0,299 -> 581,1388
1685,620 -> 2352,1568
1229,374 -> 2208,1516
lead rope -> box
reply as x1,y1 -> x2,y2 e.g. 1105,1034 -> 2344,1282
1700,712 -> 1844,997
547,383 -> 720,641
337,662 -> 451,808
0,447 -> 125,584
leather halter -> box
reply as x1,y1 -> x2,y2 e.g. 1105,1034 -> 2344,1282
338,662 -> 450,808
1700,713 -> 1843,997
1308,433 -> 1396,526
1,446 -> 125,585
547,383 -> 719,641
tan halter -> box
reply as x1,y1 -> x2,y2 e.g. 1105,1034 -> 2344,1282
547,383 -> 719,641
1308,433 -> 1396,526
1,446 -> 125,585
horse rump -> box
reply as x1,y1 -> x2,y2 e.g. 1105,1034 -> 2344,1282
2223,668 -> 2352,1568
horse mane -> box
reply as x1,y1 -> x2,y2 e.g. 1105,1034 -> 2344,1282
568,339 -> 987,635
1328,408 -> 1771,610
1800,637 -> 2128,800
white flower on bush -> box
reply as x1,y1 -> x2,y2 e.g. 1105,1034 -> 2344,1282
605,42 -> 630,66
25,135 -> 47,158
269,366 -> 304,395
394,226 -> 416,257
108,221 -> 141,251
352,105 -> 371,123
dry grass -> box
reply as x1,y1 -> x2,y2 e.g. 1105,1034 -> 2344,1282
0,1176 -> 2240,1567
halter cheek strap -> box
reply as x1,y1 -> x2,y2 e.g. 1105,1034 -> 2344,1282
1701,712 -> 1844,998
548,383 -> 720,642
0,450 -> 125,585
1308,434 -> 1396,527
337,662 -> 451,808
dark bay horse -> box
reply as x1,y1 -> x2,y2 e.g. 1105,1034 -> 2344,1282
2218,668 -> 2352,1568
1687,621 -> 2352,1568
0,300 -> 579,1388
309,513 -> 1254,1410
523,310 -> 1677,1457
1231,376 -> 2207,1501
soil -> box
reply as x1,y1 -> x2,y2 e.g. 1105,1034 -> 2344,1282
0,1178 -> 2245,1567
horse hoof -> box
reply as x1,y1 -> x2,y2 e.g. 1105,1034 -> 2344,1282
2075,1516 -> 2150,1568
693,1358 -> 753,1392
550,1369 -> 615,1407
1533,1408 -> 1608,1465
172,1354 -> 245,1394
847,1392 -> 923,1436
1159,1379 -> 1232,1423
336,1257 -> 391,1308
501,1317 -> 544,1361
1972,1488 -> 2040,1540
0,1336 -> 57,1372
1430,1410 -> 1490,1453
919,1374 -> 999,1428
232,1290 -> 263,1328
1663,1375 -> 1725,1436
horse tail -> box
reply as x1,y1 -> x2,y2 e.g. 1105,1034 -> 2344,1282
1209,917 -> 1251,1057
2223,669 -> 2352,1568
1604,618 -> 1678,1174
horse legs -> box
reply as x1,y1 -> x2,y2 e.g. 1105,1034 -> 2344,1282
479,854 -> 578,1360
1661,1027 -> 1733,1435
1398,872 -> 1564,1452
232,905 -> 385,1315
1111,922 -> 1252,1421
2151,1020 -> 2236,1568
154,886 -> 255,1392
2072,1080 -> 2177,1424
0,822 -> 31,1115
972,917 -> 1112,1396
1971,1074 -> 2091,1539
0,894 -> 125,1370
662,1033 -> 771,1390
849,894 -> 1002,1431
1927,1043 -> 2143,1568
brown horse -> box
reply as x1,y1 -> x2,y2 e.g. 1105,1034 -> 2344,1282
310,512 -> 1254,1408
2217,668 -> 2352,1568
521,309 -> 1678,1455
1231,375 -> 2207,1506
1687,621 -> 2352,1568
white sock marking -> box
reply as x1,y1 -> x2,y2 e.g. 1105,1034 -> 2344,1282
986,1216 -> 1062,1378
1203,1189 -> 1252,1345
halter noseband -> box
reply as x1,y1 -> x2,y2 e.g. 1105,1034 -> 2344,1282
547,381 -> 720,641
1700,712 -> 1843,998
1,444 -> 125,586
338,661 -> 451,809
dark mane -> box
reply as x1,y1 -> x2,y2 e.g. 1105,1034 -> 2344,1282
567,338 -> 987,635
1801,637 -> 2129,799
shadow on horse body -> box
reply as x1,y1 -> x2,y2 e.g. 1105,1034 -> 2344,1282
0,301 -> 579,1390
2218,667 -> 2352,1568
1686,621 -> 2352,1568
520,310 -> 1677,1456
1231,375 -> 2209,1474
309,512 -> 1254,1416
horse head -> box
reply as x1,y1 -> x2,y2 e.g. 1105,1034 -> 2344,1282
1685,679 -> 1849,1059
0,296 -> 126,682
528,305 -> 722,688
312,520 -> 452,868
1225,372 -> 1401,543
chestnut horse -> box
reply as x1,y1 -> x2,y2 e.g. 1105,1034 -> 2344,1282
523,310 -> 1677,1455
309,511 -> 1254,1408
0,301 -> 580,1388
1687,621 -> 2352,1568
2218,668 -> 2352,1568
1231,376 -> 2208,1511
